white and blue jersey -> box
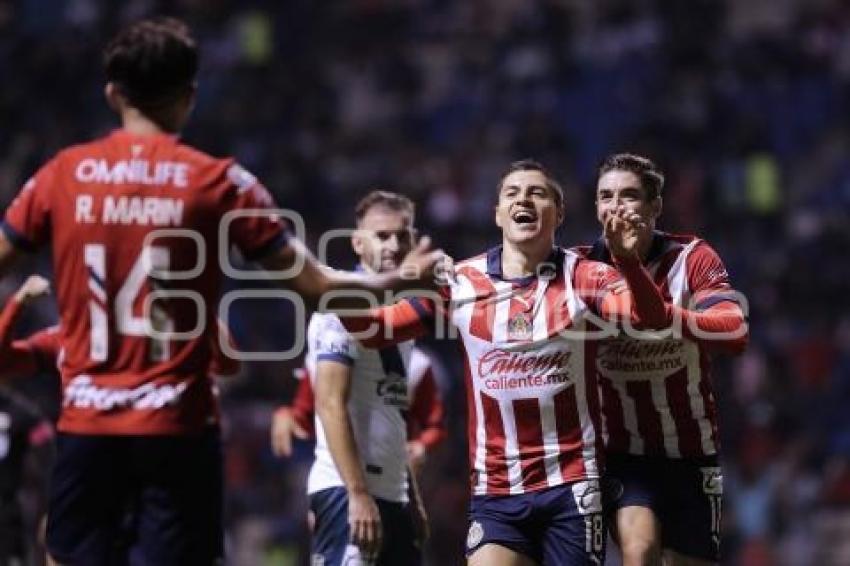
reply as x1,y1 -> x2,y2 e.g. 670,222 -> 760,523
306,312 -> 413,503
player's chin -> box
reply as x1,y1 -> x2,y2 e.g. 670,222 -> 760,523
506,223 -> 546,243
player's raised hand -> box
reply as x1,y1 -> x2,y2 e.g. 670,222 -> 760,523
270,407 -> 309,457
399,236 -> 446,289
348,490 -> 383,560
604,207 -> 643,262
14,275 -> 50,304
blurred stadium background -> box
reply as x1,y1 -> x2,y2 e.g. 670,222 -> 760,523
2,1 -> 849,564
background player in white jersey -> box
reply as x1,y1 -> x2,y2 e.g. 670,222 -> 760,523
306,191 -> 430,565
581,153 -> 748,566
340,160 -> 676,565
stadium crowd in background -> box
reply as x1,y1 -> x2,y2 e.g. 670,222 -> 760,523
1,1 -> 849,565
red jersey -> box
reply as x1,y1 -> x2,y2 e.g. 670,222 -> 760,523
1,130 -> 286,435
342,247 -> 669,496
577,232 -> 746,458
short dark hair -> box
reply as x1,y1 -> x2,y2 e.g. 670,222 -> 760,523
104,17 -> 198,111
598,153 -> 665,200
355,190 -> 415,225
499,159 -> 565,213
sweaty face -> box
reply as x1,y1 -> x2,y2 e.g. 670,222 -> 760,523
495,170 -> 563,247
352,206 -> 415,273
595,170 -> 660,228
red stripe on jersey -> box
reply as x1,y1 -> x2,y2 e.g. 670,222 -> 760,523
461,342 -> 479,490
665,369 -> 704,457
625,380 -> 665,455
457,266 -> 496,343
599,377 -> 629,453
554,386 -> 585,481
544,269 -> 569,335
481,391 -> 509,492
698,352 -> 719,451
512,397 -> 547,489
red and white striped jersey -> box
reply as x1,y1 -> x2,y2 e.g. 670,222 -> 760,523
410,247 -> 623,496
1,129 -> 285,435
578,232 -> 739,458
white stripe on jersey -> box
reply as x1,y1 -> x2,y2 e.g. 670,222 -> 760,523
453,257 -> 491,496
669,239 -> 716,456
539,395 -> 565,487
651,378 -> 681,458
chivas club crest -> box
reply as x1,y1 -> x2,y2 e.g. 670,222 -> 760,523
508,312 -> 532,341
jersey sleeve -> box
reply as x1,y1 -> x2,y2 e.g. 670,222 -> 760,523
309,313 -> 358,366
1,158 -> 59,250
577,258 -> 669,329
574,260 -> 626,315
339,287 -> 449,349
216,162 -> 290,261
686,241 -> 739,310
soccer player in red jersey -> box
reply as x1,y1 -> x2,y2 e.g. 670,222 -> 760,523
579,153 -> 748,566
340,160 -> 674,565
0,18 -> 440,566
271,359 -> 447,471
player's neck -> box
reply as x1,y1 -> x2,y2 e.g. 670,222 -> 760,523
120,107 -> 181,136
501,240 -> 553,278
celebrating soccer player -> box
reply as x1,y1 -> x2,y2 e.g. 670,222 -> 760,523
581,153 -> 748,566
0,18 -> 441,566
340,160 -> 675,565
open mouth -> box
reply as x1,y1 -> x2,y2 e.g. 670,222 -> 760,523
511,209 -> 538,224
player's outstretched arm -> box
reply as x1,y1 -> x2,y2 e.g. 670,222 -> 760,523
0,275 -> 54,379
258,236 -> 444,311
315,360 -> 383,560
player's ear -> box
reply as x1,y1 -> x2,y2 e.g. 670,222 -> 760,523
105,82 -> 122,112
351,230 -> 365,256
651,196 -> 662,219
494,203 -> 503,228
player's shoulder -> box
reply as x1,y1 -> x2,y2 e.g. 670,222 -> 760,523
455,252 -> 488,271
659,231 -> 723,261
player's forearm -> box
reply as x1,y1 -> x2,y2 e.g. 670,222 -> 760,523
263,239 -> 418,311
668,302 -> 749,354
340,302 -> 428,349
317,401 -> 370,494
615,257 -> 668,328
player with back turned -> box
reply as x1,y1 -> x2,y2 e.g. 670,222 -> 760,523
0,18 -> 440,566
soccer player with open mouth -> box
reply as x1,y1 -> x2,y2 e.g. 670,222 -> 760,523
341,159 -> 674,565
577,153 -> 748,566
